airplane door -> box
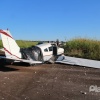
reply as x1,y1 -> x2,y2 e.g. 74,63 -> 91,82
43,47 -> 53,61
53,46 -> 57,55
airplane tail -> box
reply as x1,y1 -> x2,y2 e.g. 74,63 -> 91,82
0,29 -> 21,59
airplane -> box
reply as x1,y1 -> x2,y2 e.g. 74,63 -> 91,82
0,29 -> 64,65
0,29 -> 100,69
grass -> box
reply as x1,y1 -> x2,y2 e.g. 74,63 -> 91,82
64,38 -> 100,60
16,40 -> 38,48
0,40 -> 3,48
0,40 -> 38,48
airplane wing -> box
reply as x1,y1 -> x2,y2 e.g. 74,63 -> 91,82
0,55 -> 42,64
17,59 -> 43,64
55,55 -> 100,68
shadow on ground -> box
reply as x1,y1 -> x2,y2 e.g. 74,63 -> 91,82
0,59 -> 19,72
0,65 -> 19,72
13,62 -> 30,67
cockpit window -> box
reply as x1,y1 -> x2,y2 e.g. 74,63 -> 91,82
44,48 -> 48,52
49,46 -> 53,51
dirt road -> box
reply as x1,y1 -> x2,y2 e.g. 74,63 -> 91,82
0,63 -> 100,100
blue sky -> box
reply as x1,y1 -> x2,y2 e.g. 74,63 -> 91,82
0,0 -> 100,41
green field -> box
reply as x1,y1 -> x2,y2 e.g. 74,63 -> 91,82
0,40 -> 38,48
16,40 -> 38,48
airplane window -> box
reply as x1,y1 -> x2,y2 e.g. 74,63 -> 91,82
49,47 -> 52,51
44,48 -> 48,52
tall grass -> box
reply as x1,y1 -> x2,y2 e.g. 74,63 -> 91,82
64,38 -> 100,60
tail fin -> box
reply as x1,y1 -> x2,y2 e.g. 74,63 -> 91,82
0,29 -> 21,59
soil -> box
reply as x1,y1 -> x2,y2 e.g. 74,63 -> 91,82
0,52 -> 100,100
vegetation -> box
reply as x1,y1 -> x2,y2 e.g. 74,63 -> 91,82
0,40 -> 38,48
64,38 -> 100,60
0,40 -> 3,48
16,40 -> 38,48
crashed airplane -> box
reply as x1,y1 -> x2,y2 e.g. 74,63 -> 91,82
0,29 -> 100,68
0,29 -> 64,65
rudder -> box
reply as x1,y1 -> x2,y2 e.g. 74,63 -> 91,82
0,29 -> 21,59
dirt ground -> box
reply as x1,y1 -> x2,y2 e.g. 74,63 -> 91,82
0,60 -> 100,100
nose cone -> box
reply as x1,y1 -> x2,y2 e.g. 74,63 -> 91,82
58,47 -> 64,55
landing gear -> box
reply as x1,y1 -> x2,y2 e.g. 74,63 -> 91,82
29,63 -> 36,66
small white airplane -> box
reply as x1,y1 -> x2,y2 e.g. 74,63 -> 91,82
0,29 -> 64,65
0,29 -> 100,69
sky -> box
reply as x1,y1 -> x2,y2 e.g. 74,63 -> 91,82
0,0 -> 100,41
